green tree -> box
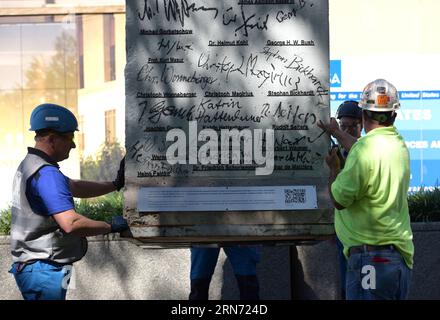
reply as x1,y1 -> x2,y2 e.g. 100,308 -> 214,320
80,141 -> 125,181
25,30 -> 78,92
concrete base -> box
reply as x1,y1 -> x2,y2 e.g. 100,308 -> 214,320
0,236 -> 290,300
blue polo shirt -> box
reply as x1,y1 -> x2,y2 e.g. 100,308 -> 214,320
25,148 -> 74,216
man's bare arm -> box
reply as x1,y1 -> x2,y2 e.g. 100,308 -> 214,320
326,148 -> 346,210
69,180 -> 116,198
53,209 -> 111,237
318,118 -> 358,151
328,172 -> 346,210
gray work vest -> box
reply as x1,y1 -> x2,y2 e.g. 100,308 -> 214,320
10,153 -> 87,264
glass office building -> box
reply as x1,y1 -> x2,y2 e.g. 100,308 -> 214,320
0,1 -> 126,207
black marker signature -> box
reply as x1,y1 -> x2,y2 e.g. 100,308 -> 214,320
138,0 -> 219,27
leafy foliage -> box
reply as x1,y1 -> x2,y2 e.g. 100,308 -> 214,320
0,207 -> 12,235
408,187 -> 440,222
80,141 -> 125,181
75,192 -> 123,223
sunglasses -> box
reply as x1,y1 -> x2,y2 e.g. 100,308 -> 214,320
339,123 -> 361,130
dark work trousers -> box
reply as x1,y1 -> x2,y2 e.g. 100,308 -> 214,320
189,246 -> 260,300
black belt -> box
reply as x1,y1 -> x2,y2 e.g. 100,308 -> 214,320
13,260 -> 68,273
349,244 -> 395,256
13,261 -> 31,273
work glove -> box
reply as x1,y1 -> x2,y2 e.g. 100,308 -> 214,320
326,146 -> 342,172
332,145 -> 346,170
112,156 -> 125,191
110,215 -> 129,233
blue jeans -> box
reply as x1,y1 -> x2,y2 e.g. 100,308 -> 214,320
190,246 -> 260,279
9,260 -> 72,300
346,247 -> 412,300
336,237 -> 347,299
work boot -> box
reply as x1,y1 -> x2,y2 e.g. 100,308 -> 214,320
236,275 -> 260,300
189,278 -> 211,300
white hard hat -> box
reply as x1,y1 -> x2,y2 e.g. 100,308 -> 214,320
359,79 -> 400,112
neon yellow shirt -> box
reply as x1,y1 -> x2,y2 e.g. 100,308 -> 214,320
331,126 -> 414,269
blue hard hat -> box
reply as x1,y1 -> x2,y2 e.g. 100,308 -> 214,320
336,100 -> 362,120
29,103 -> 79,133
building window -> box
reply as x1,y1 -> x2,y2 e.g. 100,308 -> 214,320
103,14 -> 116,82
77,15 -> 84,89
78,115 -> 85,155
105,109 -> 116,144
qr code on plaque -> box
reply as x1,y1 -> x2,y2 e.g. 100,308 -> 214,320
284,189 -> 306,204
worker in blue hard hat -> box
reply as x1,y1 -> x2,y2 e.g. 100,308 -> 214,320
320,100 -> 363,160
335,100 -> 363,153
9,103 -> 128,300
318,100 -> 363,300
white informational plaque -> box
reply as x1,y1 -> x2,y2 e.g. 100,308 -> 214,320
138,185 -> 318,212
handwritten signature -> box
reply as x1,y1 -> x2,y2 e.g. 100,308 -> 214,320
138,0 -> 219,27
223,5 -> 269,37
138,99 -> 268,125
274,130 -> 326,148
138,1 -> 274,37
137,63 -> 217,90
157,38 -> 193,55
198,52 -> 300,89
